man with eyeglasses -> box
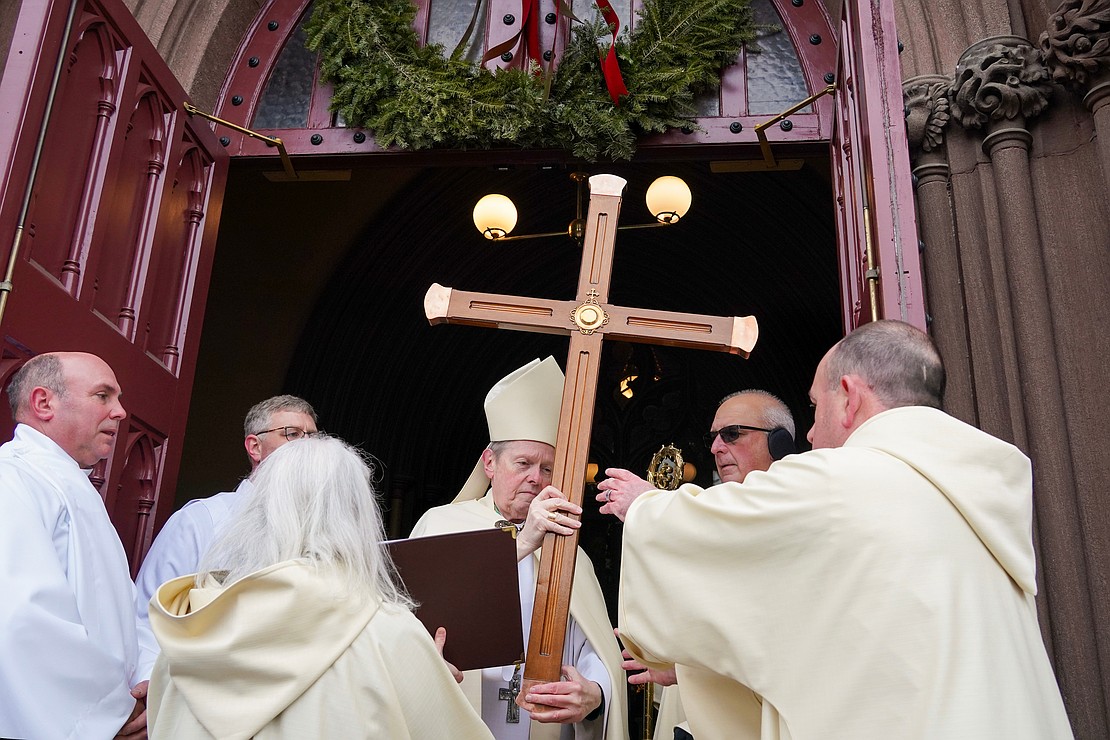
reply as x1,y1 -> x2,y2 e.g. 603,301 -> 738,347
133,394 -> 318,680
597,389 -> 796,740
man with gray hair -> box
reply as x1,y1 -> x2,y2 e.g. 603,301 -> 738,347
1,352 -> 148,739
597,388 -> 797,739
411,357 -> 627,740
616,320 -> 1072,738
133,394 -> 318,679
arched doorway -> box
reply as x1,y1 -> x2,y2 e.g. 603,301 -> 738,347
176,0 -> 850,518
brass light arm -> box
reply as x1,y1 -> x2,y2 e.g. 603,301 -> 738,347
182,102 -> 297,180
485,220 -> 671,243
753,83 -> 837,169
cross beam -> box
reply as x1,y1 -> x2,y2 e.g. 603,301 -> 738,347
425,174 -> 758,709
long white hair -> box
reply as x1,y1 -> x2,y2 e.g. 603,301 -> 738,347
197,435 -> 414,609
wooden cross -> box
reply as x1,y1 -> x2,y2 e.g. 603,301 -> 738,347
424,174 -> 758,709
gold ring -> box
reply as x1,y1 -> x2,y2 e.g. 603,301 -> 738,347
547,511 -> 558,521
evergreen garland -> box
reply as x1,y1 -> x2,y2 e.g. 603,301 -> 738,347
306,0 -> 756,161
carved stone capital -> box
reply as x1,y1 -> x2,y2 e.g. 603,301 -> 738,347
1040,0 -> 1110,89
904,75 -> 952,153
950,36 -> 1053,129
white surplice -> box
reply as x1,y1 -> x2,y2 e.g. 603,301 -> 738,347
0,424 -> 141,740
133,478 -> 253,679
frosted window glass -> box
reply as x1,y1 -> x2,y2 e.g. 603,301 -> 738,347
746,0 -> 810,115
573,0 -> 632,29
254,20 -> 315,129
429,0 -> 485,64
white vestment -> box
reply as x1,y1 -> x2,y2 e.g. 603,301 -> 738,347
0,425 -> 142,739
134,478 -> 253,678
148,560 -> 492,739
620,406 -> 1073,740
411,492 -> 627,740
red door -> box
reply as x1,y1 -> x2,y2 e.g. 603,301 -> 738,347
0,0 -> 228,573
830,0 -> 926,332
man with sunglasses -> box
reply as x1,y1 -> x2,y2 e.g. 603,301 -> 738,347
597,390 -> 795,740
615,321 -> 1071,739
133,394 -> 318,679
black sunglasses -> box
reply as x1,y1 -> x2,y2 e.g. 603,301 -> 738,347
703,423 -> 773,448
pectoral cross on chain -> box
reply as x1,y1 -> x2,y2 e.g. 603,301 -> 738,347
425,174 -> 759,709
498,663 -> 523,723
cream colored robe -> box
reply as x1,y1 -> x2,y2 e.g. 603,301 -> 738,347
147,560 -> 491,739
620,406 -> 1073,740
653,684 -> 689,740
411,492 -> 628,740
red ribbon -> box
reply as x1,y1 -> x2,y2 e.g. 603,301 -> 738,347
595,0 -> 628,105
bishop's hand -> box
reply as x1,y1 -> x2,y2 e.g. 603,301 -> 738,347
522,664 -> 603,725
516,486 -> 582,561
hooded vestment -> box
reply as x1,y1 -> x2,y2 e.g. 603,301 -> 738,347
147,560 -> 492,739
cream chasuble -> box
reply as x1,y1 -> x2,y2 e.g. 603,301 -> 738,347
619,407 -> 1072,740
411,492 -> 628,740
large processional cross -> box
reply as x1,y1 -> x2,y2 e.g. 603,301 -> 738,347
424,174 -> 759,709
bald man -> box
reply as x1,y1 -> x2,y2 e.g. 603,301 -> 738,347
0,352 -> 149,739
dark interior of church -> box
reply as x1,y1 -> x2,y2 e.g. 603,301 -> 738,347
178,152 -> 843,615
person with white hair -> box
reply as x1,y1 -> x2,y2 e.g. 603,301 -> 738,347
145,435 -> 491,739
410,357 -> 627,740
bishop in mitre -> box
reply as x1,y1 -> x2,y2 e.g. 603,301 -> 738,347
410,357 -> 627,740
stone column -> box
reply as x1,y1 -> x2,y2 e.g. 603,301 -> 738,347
903,74 -> 978,425
1040,0 -> 1110,193
951,34 -> 1094,726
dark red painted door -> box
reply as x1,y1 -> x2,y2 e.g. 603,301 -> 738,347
0,0 -> 228,574
830,0 -> 926,331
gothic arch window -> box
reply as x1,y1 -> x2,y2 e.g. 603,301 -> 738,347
216,0 -> 835,157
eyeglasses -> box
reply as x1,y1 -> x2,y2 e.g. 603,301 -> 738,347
254,426 -> 319,441
703,424 -> 773,449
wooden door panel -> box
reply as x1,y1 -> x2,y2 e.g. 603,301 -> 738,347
0,0 -> 228,565
830,0 -> 926,330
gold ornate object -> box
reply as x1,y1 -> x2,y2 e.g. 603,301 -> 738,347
494,520 -> 520,539
647,444 -> 684,491
570,289 -> 610,334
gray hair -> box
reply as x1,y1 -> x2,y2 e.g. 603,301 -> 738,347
243,394 -> 318,436
487,440 -> 513,457
825,320 -> 945,409
7,354 -> 66,419
719,389 -> 796,440
198,435 -> 414,609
